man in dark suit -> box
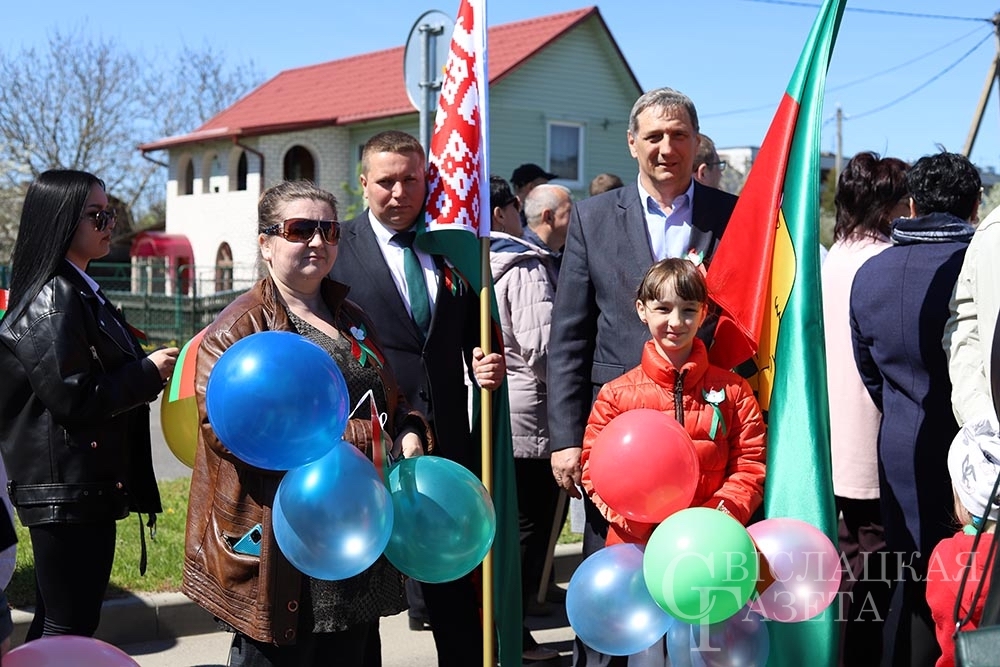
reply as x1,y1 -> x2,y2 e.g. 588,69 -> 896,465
547,88 -> 737,666
329,130 -> 504,667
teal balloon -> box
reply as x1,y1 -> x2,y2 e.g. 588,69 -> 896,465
273,441 -> 393,580
566,544 -> 673,656
643,507 -> 758,624
206,331 -> 349,470
384,456 -> 495,583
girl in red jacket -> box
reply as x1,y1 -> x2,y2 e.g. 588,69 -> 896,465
581,258 -> 767,546
926,421 -> 999,667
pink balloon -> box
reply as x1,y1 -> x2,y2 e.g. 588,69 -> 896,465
5,635 -> 140,667
589,409 -> 700,522
746,518 -> 842,622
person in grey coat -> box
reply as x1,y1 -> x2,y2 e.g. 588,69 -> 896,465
489,176 -> 569,663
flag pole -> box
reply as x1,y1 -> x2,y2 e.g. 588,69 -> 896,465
479,235 -> 495,667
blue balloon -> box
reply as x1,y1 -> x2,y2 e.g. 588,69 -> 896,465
566,544 -> 673,656
206,331 -> 349,470
665,617 -> 695,667
685,608 -> 770,667
272,441 -> 393,580
384,456 -> 495,583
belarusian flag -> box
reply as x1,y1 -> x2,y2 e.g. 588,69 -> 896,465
420,1 -> 522,665
704,0 -> 846,665
0,289 -> 7,319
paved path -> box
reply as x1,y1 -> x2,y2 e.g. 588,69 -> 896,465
120,602 -> 576,666
115,546 -> 581,666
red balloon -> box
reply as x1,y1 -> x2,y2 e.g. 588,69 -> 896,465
588,408 -> 699,522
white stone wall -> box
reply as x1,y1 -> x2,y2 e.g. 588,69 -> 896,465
160,126 -> 352,294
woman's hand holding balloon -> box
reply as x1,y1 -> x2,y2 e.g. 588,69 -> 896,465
149,346 -> 180,382
396,429 -> 424,458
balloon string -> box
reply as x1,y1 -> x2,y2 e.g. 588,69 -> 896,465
350,389 -> 387,427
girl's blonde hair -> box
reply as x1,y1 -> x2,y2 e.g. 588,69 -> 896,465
953,488 -> 998,533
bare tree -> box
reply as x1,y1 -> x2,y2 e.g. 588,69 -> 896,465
0,31 -> 149,207
152,43 -> 262,138
0,30 -> 262,263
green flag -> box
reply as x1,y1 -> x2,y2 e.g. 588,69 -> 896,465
705,1 -> 847,665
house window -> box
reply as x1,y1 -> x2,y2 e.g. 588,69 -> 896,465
215,243 -> 233,292
283,145 -> 315,182
179,158 -> 195,196
204,153 -> 222,194
236,152 -> 248,191
548,122 -> 584,184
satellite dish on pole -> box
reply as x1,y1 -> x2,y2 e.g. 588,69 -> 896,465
403,9 -> 454,153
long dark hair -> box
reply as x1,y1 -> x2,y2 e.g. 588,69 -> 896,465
833,152 -> 908,242
4,170 -> 105,325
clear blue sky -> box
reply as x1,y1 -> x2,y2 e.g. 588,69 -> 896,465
5,0 -> 1000,170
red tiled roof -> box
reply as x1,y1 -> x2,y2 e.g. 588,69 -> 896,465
141,6 -> 635,151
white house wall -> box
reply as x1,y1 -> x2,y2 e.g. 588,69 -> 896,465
162,126 -> 351,293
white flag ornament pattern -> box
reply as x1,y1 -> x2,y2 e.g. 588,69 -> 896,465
424,0 -> 489,239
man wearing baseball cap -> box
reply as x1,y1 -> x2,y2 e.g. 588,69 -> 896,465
510,163 -> 557,196
510,163 -> 557,227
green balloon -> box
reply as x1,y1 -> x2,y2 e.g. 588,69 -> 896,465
642,507 -> 758,624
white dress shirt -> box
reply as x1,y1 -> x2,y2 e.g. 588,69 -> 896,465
367,212 -> 439,319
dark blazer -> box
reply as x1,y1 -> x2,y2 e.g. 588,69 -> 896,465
330,212 -> 481,470
547,181 -> 737,452
850,236 -> 969,562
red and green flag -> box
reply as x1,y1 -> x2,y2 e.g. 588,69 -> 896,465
420,1 -> 522,665
705,0 -> 846,665
167,328 -> 207,403
0,289 -> 7,319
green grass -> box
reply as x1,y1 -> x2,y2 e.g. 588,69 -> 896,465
7,477 -> 190,609
557,509 -> 583,545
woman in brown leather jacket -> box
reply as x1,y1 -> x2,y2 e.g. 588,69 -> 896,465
184,180 -> 430,667
0,170 -> 178,640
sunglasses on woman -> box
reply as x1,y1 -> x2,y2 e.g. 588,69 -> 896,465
262,218 -> 341,245
81,208 -> 117,232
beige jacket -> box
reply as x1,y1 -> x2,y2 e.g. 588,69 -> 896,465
945,206 -> 1000,427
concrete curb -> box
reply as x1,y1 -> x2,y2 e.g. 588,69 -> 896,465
10,541 -> 584,649
10,592 -> 218,648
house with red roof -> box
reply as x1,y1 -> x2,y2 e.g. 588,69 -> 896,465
139,6 -> 642,290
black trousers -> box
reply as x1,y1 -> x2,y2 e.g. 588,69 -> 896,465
835,496 -> 894,667
26,520 -> 117,640
515,457 -> 562,607
418,574 -> 483,667
228,620 -> 381,667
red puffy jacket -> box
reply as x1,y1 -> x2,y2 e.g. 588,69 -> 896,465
581,338 -> 766,545
926,531 -> 995,667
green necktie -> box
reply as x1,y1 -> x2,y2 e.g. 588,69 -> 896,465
393,231 -> 432,335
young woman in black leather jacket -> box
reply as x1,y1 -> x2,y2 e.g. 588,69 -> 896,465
0,170 -> 178,640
